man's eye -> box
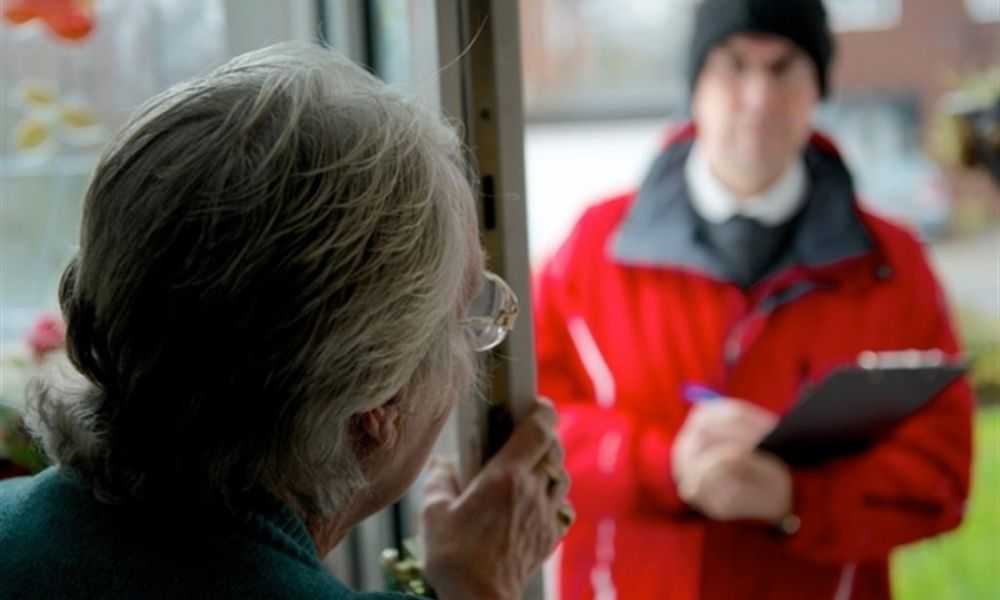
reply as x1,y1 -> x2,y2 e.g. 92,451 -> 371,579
773,56 -> 812,80
771,58 -> 794,76
717,54 -> 744,74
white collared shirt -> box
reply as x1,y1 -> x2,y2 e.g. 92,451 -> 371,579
685,142 -> 808,227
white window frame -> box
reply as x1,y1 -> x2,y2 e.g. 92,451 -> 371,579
315,2 -> 542,597
824,0 -> 902,32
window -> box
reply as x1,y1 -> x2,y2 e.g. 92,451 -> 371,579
0,0 -> 226,343
824,0 -> 902,32
520,0 -> 912,121
965,0 -> 999,23
522,0 -> 696,120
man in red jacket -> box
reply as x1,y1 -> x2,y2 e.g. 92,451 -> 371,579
534,0 -> 973,598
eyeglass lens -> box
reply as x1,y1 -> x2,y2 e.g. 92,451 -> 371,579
467,274 -> 516,351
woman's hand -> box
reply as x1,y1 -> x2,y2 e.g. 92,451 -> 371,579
419,399 -> 572,600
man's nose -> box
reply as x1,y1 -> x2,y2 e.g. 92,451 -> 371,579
740,71 -> 781,113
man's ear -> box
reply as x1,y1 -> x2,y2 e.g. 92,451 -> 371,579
352,397 -> 403,454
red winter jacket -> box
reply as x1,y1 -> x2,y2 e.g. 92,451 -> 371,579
534,127 -> 972,600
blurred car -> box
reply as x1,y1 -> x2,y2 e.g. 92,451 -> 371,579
818,95 -> 953,243
852,153 -> 952,242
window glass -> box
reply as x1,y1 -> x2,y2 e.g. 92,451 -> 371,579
825,0 -> 902,32
521,0 -> 907,121
364,0 -> 442,111
369,0 -> 414,87
0,0 -> 225,343
522,0 -> 696,120
965,0 -> 1000,23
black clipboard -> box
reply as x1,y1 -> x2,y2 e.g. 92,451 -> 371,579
757,351 -> 968,466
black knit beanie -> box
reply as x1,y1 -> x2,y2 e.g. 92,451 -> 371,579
689,0 -> 834,97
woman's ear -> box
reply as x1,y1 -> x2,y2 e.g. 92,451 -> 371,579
352,396 -> 402,454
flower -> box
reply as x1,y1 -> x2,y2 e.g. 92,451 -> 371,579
0,314 -> 65,477
26,315 -> 66,361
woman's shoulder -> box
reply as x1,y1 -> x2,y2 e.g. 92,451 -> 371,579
0,468 -> 408,600
0,467 -> 75,534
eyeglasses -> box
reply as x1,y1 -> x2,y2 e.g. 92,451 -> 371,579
462,271 -> 519,352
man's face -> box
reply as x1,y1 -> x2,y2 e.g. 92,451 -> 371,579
691,34 -> 820,191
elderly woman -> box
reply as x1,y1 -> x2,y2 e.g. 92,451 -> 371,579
0,44 -> 570,600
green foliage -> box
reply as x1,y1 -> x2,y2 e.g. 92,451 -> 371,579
958,310 -> 1000,405
928,68 -> 1000,169
892,406 -> 1000,599
0,403 -> 48,473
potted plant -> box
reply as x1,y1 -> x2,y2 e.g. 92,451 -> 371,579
0,315 -> 65,479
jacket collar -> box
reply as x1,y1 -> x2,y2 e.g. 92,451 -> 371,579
611,125 -> 874,284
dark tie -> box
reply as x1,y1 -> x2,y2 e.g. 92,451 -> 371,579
698,214 -> 798,288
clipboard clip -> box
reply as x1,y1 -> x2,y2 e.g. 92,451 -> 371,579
857,349 -> 948,370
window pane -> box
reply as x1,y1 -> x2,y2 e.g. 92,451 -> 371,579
965,0 -> 999,23
522,0 -> 695,120
0,0 -> 226,343
825,0 -> 902,32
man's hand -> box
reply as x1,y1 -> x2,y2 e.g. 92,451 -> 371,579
419,399 -> 571,600
671,398 -> 778,486
671,399 -> 791,523
677,444 -> 792,523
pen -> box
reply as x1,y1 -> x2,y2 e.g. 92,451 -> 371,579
682,383 -> 724,404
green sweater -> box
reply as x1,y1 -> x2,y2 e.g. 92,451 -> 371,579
0,468 -> 407,599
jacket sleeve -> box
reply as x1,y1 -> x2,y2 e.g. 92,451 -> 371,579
783,257 -> 974,562
533,217 -> 689,519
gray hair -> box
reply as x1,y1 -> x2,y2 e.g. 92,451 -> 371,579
26,43 -> 481,518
